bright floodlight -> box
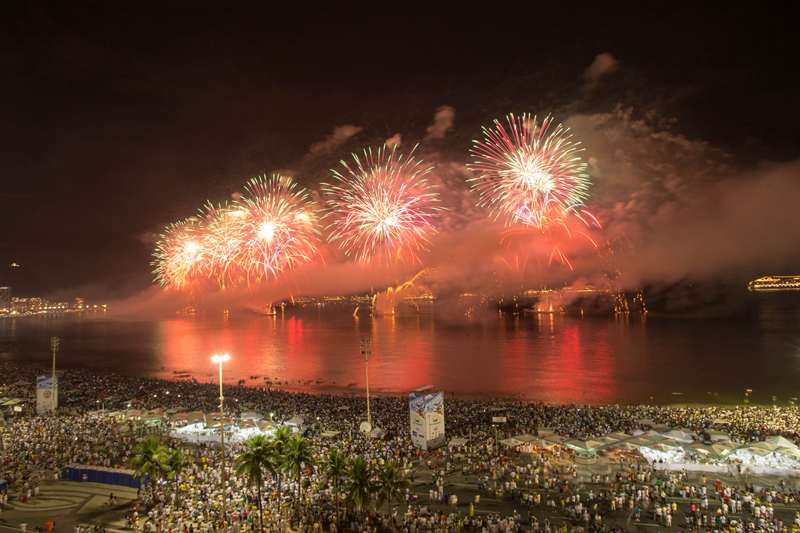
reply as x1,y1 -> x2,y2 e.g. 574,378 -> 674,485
211,354 -> 231,363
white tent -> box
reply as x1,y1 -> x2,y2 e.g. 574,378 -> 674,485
285,416 -> 305,427
512,434 -> 540,444
449,437 -> 469,447
706,431 -> 731,442
239,412 -> 265,421
662,429 -> 694,443
765,436 -> 798,449
562,438 -> 611,455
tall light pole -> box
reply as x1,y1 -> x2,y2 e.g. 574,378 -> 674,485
360,339 -> 372,426
211,354 -> 230,524
50,337 -> 59,411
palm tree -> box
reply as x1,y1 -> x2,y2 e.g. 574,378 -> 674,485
376,462 -> 410,530
128,434 -> 169,503
322,449 -> 347,526
345,456 -> 376,519
269,426 -> 292,505
161,449 -> 189,503
283,435 -> 315,519
235,435 -> 276,533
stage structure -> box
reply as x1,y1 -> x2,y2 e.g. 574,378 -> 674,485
409,385 -> 445,450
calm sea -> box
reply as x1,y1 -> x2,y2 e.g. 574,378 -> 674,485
1,293 -> 799,406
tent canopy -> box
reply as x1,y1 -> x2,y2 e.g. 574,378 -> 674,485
512,434 -> 540,444
562,438 -> 610,455
706,431 -> 731,442
239,412 -> 265,421
662,429 -> 694,443
449,438 -> 469,447
285,416 -> 305,426
765,436 -> 797,449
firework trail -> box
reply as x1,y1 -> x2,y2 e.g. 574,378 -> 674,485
469,113 -> 595,230
322,144 -> 442,266
235,175 -> 320,286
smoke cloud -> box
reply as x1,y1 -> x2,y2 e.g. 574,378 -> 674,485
424,106 -> 455,140
117,103 -> 800,318
309,124 -> 363,154
385,133 -> 401,148
583,53 -> 619,94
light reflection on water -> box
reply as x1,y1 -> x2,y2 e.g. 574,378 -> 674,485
1,294 -> 799,406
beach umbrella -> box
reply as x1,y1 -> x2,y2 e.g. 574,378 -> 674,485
765,436 -> 797,449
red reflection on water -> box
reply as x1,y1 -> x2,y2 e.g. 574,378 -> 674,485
370,317 -> 435,393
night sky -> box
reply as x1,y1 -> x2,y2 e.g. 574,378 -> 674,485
2,1 -> 799,301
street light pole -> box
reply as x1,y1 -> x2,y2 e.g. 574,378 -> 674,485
211,354 -> 230,524
360,339 -> 372,426
50,337 -> 59,412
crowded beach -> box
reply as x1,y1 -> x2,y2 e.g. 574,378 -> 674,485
2,362 -> 800,533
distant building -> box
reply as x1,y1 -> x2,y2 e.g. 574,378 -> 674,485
0,287 -> 10,312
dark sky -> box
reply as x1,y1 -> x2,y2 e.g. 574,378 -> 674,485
1,1 -> 798,299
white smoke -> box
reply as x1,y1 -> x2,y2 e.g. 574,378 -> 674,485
385,133 -> 401,148
583,53 -> 619,94
424,105 -> 455,140
309,124 -> 363,154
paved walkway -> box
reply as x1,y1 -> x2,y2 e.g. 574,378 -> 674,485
0,482 -> 137,533
1,455 -> 798,533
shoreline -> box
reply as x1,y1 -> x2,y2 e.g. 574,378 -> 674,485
3,359 -> 794,411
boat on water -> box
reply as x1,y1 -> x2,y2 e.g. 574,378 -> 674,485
748,276 -> 800,291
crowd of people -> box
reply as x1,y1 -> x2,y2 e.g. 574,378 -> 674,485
2,361 -> 800,533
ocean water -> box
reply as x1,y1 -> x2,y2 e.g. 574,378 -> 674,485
1,293 -> 799,406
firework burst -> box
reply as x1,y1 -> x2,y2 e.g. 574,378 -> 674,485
322,144 -> 442,266
152,218 -> 210,293
235,175 -> 320,286
152,175 -> 320,293
469,113 -> 594,230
